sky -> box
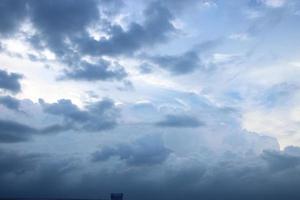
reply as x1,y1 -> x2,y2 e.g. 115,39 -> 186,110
1,0 -> 300,199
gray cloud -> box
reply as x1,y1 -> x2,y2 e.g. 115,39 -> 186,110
147,39 -> 222,75
150,51 -> 200,75
0,95 -> 20,110
0,149 -> 41,176
156,114 -> 204,128
2,147 -> 300,200
63,60 -> 127,81
92,134 -> 172,166
79,1 -> 175,56
0,119 -> 36,143
0,69 -> 23,93
27,0 -> 99,54
40,98 -> 119,132
262,149 -> 300,171
0,0 -> 27,36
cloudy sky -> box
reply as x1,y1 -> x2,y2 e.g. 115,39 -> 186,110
1,0 -> 300,199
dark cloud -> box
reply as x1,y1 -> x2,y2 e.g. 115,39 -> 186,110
0,0 -> 27,36
1,145 -> 300,200
92,134 -> 172,166
27,0 -> 100,55
262,150 -> 300,171
150,51 -> 200,75
40,98 -> 119,131
156,114 -> 204,128
147,39 -> 222,75
0,69 -> 23,93
63,60 -> 127,81
0,149 -> 41,176
0,1 -> 175,82
0,118 -> 73,143
0,119 -> 36,143
0,150 -> 77,198
79,1 -> 175,56
0,95 -> 20,110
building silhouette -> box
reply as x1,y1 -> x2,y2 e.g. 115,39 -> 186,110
110,193 -> 123,200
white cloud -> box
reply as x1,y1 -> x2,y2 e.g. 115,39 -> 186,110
261,0 -> 286,8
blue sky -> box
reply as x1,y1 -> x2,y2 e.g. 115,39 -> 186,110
1,0 -> 300,199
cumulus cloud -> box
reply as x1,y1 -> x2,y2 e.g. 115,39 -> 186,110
0,69 -> 23,93
79,1 -> 175,56
0,149 -> 41,176
147,39 -> 221,75
40,98 -> 120,132
0,0 -> 27,36
1,0 -> 300,199
0,95 -> 20,110
92,134 -> 172,166
63,60 -> 127,81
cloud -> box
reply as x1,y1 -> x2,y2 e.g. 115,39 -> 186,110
0,0 -> 27,36
150,51 -> 200,75
262,149 -> 300,171
27,0 -> 100,54
0,149 -> 77,198
156,114 -> 204,128
63,60 -> 127,81
0,95 -> 20,110
0,149 -> 41,176
92,134 -> 172,166
0,118 -> 69,143
79,1 -> 175,56
147,39 -> 221,75
0,119 -> 36,143
0,69 -> 23,93
261,0 -> 286,8
40,98 -> 120,131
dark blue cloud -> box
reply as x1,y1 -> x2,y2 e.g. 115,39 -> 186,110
0,95 -> 20,110
79,1 -> 175,56
0,119 -> 36,143
0,149 -> 41,176
27,0 -> 99,55
0,118 -> 68,143
156,114 -> 204,128
63,60 -> 127,81
0,69 -> 23,93
40,98 -> 119,131
0,0 -> 27,36
92,135 -> 172,166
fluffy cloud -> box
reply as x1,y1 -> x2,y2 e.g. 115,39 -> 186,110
92,134 -> 172,166
0,69 -> 22,93
0,95 -> 20,110
40,98 -> 120,132
63,60 -> 127,81
79,1 -> 175,56
0,0 -> 27,36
